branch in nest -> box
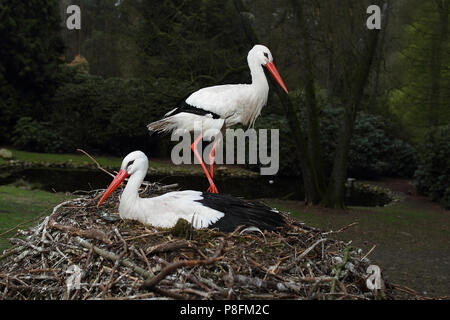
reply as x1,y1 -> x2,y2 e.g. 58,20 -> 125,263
140,238 -> 225,291
49,221 -> 112,245
145,240 -> 197,255
74,237 -> 152,280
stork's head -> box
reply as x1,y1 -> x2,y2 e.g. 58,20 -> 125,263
248,44 -> 288,94
97,151 -> 148,207
120,151 -> 148,176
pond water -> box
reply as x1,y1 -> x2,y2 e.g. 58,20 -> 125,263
1,167 -> 393,206
2,167 -> 304,200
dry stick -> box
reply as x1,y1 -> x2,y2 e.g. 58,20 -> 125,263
101,250 -> 127,298
361,244 -> 376,260
141,238 -> 225,291
247,257 -> 285,281
153,256 -> 211,292
114,227 -> 127,255
106,292 -> 155,300
226,225 -> 246,239
101,228 -> 129,298
76,149 -> 115,178
83,245 -> 94,271
153,287 -> 188,300
329,245 -> 351,300
74,237 -> 152,280
138,248 -> 154,277
145,240 -> 196,255
321,222 -> 359,236
77,149 -> 157,191
49,221 -> 112,245
278,238 -> 328,272
228,274 -> 334,293
0,246 -> 22,262
390,283 -> 436,300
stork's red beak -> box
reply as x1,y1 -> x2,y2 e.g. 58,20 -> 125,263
97,169 -> 129,207
265,61 -> 288,94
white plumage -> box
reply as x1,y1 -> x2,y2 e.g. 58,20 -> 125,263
147,44 -> 288,193
148,44 -> 287,136
97,151 -> 286,232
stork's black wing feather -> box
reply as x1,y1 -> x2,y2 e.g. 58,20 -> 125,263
197,193 -> 286,232
165,92 -> 221,119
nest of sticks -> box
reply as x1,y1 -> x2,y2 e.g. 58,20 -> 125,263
0,182 -> 424,300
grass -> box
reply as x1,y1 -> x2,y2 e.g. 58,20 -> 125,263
0,147 -> 257,176
0,147 -> 187,172
0,184 -> 74,252
3,148 -> 124,167
268,200 -> 450,242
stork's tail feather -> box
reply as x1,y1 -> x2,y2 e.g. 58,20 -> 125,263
147,118 -> 176,134
199,193 -> 286,232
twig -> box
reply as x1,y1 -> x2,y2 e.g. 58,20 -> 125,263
76,149 -> 115,178
141,238 -> 225,291
145,240 -> 196,255
361,244 -> 376,260
278,238 -> 327,272
49,221 -> 112,244
329,246 -> 351,299
74,237 -> 152,280
322,222 -> 359,236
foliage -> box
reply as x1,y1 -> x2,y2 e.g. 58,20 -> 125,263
134,0 -> 250,85
254,114 -> 301,176
12,117 -> 65,153
414,125 -> 450,209
346,182 -> 398,207
388,1 -> 450,143
256,105 -> 417,179
347,112 -> 417,179
0,0 -> 64,143
46,67 -> 196,155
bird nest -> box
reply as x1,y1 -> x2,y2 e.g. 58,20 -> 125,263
0,182 -> 422,300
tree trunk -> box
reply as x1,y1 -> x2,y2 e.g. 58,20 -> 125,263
323,22 -> 381,208
291,0 -> 327,198
428,0 -> 448,126
233,0 -> 324,204
369,2 -> 390,111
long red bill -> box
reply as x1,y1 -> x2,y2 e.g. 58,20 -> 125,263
97,169 -> 129,207
265,61 -> 288,94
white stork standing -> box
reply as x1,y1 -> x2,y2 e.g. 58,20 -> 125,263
97,151 -> 286,232
147,44 -> 288,194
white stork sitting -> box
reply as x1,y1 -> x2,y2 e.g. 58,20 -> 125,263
147,44 -> 288,194
97,151 -> 286,232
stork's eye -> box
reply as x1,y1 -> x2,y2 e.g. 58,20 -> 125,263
263,52 -> 269,58
126,160 -> 134,168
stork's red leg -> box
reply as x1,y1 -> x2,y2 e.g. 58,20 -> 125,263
209,133 -> 222,179
209,142 -> 217,179
191,134 -> 219,193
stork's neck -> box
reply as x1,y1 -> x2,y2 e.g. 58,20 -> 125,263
119,169 -> 147,219
248,60 -> 269,93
